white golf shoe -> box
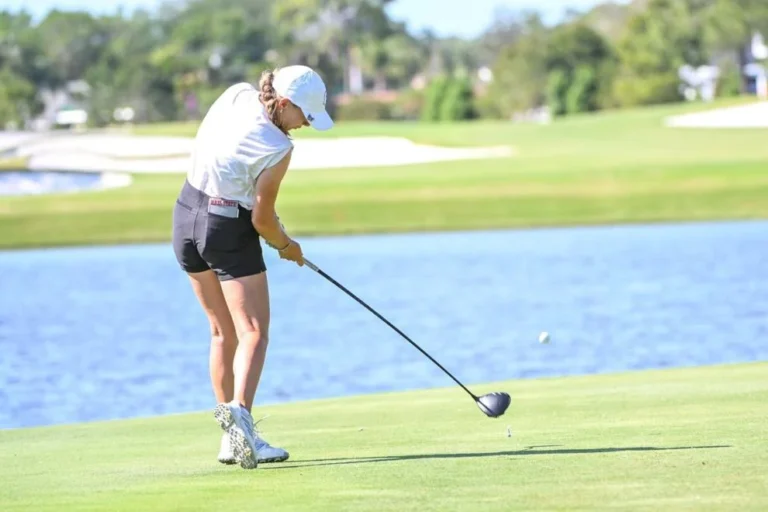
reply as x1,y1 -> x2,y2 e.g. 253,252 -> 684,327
214,406 -> 289,466
213,401 -> 260,469
254,432 -> 290,463
217,433 -> 236,465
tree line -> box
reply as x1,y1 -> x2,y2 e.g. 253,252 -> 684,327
486,0 -> 768,119
0,0 -> 766,128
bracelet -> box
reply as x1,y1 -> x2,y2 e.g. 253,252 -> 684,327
267,239 -> 290,251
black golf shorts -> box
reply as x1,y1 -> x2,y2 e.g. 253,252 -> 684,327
172,179 -> 266,280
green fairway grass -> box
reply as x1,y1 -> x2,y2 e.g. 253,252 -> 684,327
2,362 -> 766,511
2,101 -> 768,249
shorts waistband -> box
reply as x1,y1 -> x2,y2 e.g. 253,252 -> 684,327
178,179 -> 252,215
178,179 -> 207,209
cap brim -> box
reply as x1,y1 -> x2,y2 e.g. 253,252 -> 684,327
305,109 -> 334,131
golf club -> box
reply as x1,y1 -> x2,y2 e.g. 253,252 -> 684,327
303,258 -> 511,418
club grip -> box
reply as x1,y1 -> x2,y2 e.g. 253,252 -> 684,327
303,258 -> 319,273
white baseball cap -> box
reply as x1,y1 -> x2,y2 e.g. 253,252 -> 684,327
273,65 -> 334,131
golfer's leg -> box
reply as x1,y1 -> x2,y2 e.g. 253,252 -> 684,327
219,271 -> 288,463
220,272 -> 270,411
188,270 -> 238,404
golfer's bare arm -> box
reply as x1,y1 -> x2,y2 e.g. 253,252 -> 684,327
252,150 -> 293,249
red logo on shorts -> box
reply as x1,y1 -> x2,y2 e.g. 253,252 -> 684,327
210,199 -> 238,207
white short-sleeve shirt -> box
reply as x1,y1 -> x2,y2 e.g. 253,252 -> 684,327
187,83 -> 293,210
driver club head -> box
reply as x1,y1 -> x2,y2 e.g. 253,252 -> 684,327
475,392 -> 511,418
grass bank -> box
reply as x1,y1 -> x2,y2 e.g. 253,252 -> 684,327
0,156 -> 29,170
2,101 -> 768,249
1,362 -> 766,511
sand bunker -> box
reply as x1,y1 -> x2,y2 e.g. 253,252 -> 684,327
16,133 -> 513,174
665,101 -> 768,128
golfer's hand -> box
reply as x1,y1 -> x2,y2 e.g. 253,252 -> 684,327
278,239 -> 304,266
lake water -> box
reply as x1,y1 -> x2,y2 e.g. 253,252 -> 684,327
1,221 -> 767,429
0,171 -> 105,196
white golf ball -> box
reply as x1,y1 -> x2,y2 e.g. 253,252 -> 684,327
538,331 -> 550,344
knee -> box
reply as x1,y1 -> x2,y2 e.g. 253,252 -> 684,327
237,323 -> 269,345
210,324 -> 236,349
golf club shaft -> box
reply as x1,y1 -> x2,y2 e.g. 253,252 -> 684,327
303,258 -> 477,400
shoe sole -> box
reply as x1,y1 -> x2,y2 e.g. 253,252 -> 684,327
213,404 -> 258,470
259,453 -> 290,463
220,452 -> 288,465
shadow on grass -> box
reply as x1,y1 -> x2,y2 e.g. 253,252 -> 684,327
264,445 -> 731,470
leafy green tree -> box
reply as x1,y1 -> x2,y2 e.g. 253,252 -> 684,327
566,66 -> 598,113
34,10 -> 111,88
545,22 -> 615,114
547,69 -> 569,117
421,75 -> 450,122
486,13 -> 550,117
439,75 -> 475,121
0,67 -> 36,126
613,0 -> 708,106
358,33 -> 426,90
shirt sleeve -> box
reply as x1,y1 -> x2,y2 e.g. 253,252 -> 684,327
262,145 -> 293,170
248,144 -> 293,186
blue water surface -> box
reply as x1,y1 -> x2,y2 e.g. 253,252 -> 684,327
0,170 -> 104,196
1,221 -> 766,429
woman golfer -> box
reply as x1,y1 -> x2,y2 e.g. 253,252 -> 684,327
171,65 -> 333,469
